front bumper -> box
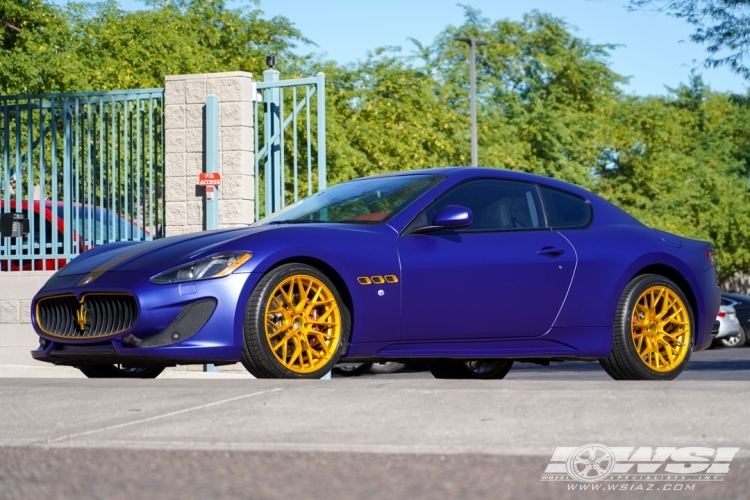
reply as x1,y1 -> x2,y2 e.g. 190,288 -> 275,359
31,271 -> 261,367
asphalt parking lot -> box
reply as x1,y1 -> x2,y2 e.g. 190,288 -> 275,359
340,341 -> 750,381
1,346 -> 748,500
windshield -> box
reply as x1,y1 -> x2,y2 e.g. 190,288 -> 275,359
255,174 -> 444,225
56,205 -> 150,242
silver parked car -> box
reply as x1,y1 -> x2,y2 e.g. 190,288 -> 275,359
714,302 -> 742,347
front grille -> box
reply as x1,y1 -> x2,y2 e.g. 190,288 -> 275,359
37,294 -> 137,338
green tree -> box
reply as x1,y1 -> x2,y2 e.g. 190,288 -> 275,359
319,8 -> 625,189
6,1 -> 750,280
0,0 -> 84,93
428,10 -> 625,188
320,50 -> 468,185
628,0 -> 750,80
65,0 -> 310,90
598,76 -> 750,280
1,0 -> 310,94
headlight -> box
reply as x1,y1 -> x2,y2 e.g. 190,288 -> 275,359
151,252 -> 252,284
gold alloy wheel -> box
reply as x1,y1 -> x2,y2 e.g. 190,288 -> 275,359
631,285 -> 691,373
264,274 -> 341,374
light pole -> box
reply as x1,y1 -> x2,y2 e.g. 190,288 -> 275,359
455,37 -> 486,166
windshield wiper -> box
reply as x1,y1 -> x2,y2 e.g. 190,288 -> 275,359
267,219 -> 375,225
268,219 -> 331,225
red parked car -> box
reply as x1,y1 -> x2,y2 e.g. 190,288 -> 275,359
0,201 -> 150,271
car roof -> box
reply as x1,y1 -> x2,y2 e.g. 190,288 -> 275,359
722,292 -> 750,303
351,167 -> 591,194
356,167 -> 613,208
347,167 -> 463,179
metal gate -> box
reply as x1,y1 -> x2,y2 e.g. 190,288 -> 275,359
0,89 -> 164,270
254,70 -> 326,220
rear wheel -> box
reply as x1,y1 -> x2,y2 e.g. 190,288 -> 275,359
333,363 -> 373,377
370,361 -> 405,374
428,359 -> 513,379
719,325 -> 746,348
79,365 -> 164,379
241,263 -> 351,379
600,274 -> 693,380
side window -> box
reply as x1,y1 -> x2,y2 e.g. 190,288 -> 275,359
408,179 -> 545,232
540,186 -> 592,229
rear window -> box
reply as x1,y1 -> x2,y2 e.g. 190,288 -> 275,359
540,187 -> 591,229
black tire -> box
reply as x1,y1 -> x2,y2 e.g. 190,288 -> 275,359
241,263 -> 351,379
333,363 -> 373,377
79,365 -> 164,379
428,359 -> 513,379
600,274 -> 694,381
719,325 -> 747,348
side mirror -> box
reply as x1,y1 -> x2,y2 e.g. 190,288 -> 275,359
433,205 -> 473,228
410,205 -> 473,234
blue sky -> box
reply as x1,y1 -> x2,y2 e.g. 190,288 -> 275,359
51,0 -> 748,96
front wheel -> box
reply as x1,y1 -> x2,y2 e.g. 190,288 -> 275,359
241,263 -> 351,379
79,365 -> 164,379
428,359 -> 513,379
600,274 -> 694,380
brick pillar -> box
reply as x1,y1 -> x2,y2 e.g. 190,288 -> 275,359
164,72 -> 255,236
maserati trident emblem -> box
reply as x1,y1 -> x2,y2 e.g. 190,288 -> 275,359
76,304 -> 87,331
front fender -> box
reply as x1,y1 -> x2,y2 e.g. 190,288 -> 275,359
232,225 -> 403,345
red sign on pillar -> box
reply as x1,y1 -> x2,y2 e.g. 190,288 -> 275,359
198,172 -> 222,186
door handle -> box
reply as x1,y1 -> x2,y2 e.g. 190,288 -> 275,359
538,246 -> 565,257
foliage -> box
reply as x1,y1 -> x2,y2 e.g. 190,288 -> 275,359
0,0 -> 308,93
597,76 -> 750,280
0,0 -> 84,93
321,10 -> 624,189
3,1 -> 750,279
628,0 -> 750,80
320,52 -> 468,185
316,8 -> 750,279
426,10 -> 625,188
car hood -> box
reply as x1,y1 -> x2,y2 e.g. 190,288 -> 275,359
57,226 -> 270,277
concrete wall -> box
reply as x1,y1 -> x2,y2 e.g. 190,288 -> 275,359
164,71 -> 256,236
0,272 -> 54,367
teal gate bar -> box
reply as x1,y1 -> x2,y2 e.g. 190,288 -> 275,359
254,71 -> 326,220
0,89 -> 165,271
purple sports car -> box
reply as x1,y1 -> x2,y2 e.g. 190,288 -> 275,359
30,168 -> 720,380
